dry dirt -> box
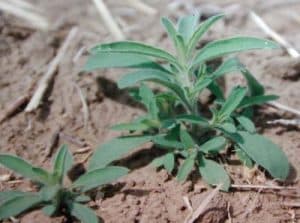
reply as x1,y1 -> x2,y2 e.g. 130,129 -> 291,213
0,0 -> 300,223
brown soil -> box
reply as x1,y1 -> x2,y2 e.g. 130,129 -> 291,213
0,0 -> 300,223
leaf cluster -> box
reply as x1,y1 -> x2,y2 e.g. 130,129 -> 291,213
85,14 -> 290,191
0,145 -> 128,222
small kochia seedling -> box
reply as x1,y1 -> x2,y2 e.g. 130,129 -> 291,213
0,145 -> 128,222
85,14 -> 290,191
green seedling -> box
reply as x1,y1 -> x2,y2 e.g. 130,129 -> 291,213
0,145 -> 128,222
85,14 -> 290,191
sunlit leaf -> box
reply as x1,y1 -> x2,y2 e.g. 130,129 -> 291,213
68,202 -> 99,223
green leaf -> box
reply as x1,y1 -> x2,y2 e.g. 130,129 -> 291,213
88,135 -> 153,171
92,41 -> 178,65
42,204 -> 57,216
211,57 -> 243,79
219,86 -> 247,118
75,195 -> 91,203
72,166 -> 128,192
152,135 -> 183,149
53,144 -> 73,183
117,69 -> 173,89
235,146 -> 254,168
198,157 -> 231,191
200,136 -> 227,153
241,68 -> 265,96
217,122 -> 237,134
238,95 -> 279,109
139,84 -> 159,119
84,52 -> 166,71
0,191 -> 29,205
180,130 -> 195,149
193,77 -> 213,94
208,81 -> 224,100
175,114 -> 209,127
193,37 -> 278,65
111,122 -> 149,132
152,153 -> 175,173
188,14 -> 224,55
0,154 -> 52,185
161,17 -> 178,48
178,14 -> 200,43
176,157 -> 195,181
234,131 -> 290,180
0,194 -> 42,220
39,185 -> 60,201
68,202 -> 99,223
236,116 -> 256,133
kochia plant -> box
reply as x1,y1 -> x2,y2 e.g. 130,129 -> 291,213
0,145 -> 128,222
85,14 -> 290,191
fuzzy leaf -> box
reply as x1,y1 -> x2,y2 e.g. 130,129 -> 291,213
238,95 -> 279,109
75,195 -> 91,203
139,84 -> 159,119
180,130 -> 195,149
235,131 -> 290,180
175,114 -> 209,127
217,122 -> 237,134
0,194 -> 42,220
193,37 -> 278,65
153,135 -> 183,149
188,14 -> 224,54
199,157 -> 230,191
161,17 -> 178,48
69,202 -> 99,223
200,136 -> 227,153
178,14 -> 200,43
0,191 -> 29,205
92,41 -> 178,65
0,154 -> 52,185
241,68 -> 265,96
177,157 -> 195,181
211,57 -> 243,79
163,153 -> 175,173
208,81 -> 224,99
235,146 -> 254,168
236,116 -> 256,133
73,166 -> 128,192
53,144 -> 73,183
88,135 -> 153,171
219,86 -> 247,118
117,69 -> 173,89
84,52 -> 166,71
42,204 -> 57,216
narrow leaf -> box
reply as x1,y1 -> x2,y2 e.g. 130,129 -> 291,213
177,157 -> 194,181
117,69 -> 173,89
88,135 -> 153,171
42,204 -> 57,216
73,166 -> 128,192
219,86 -> 247,118
241,68 -> 265,96
0,194 -> 42,220
193,37 -> 278,65
161,17 -> 178,47
199,157 -> 231,191
235,146 -> 254,168
153,135 -> 183,149
175,114 -> 209,127
238,95 -> 279,109
69,202 -> 99,223
139,84 -> 159,119
178,14 -> 200,43
188,14 -> 224,54
53,144 -> 73,183
163,153 -> 175,173
235,131 -> 290,180
84,52 -> 166,71
211,57 -> 243,79
111,122 -> 149,132
0,191 -> 29,205
200,136 -> 227,153
180,130 -> 195,149
92,41 -> 178,65
0,154 -> 52,185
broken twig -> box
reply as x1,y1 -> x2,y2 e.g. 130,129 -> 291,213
231,184 -> 297,191
0,94 -> 30,123
126,0 -> 157,15
267,119 -> 300,126
267,101 -> 300,117
186,184 -> 222,223
25,27 -> 78,112
249,11 -> 300,58
0,0 -> 49,30
91,0 -> 125,40
74,83 -> 89,129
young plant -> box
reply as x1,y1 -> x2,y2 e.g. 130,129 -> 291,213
85,14 -> 290,191
0,145 -> 128,222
